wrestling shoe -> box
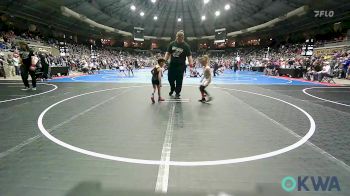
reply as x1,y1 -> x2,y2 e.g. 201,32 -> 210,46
158,97 -> 165,102
198,98 -> 206,103
151,95 -> 155,104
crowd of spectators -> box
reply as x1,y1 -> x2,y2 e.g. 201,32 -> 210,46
0,30 -> 160,78
1,29 -> 349,83
238,44 -> 350,82
191,41 -> 350,83
43,43 -> 156,74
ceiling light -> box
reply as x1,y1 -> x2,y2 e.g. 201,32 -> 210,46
215,11 -> 220,16
225,4 -> 230,10
151,0 -> 156,3
177,18 -> 182,22
154,16 -> 158,20
140,11 -> 144,16
204,0 -> 210,4
201,15 -> 206,21
130,5 -> 136,11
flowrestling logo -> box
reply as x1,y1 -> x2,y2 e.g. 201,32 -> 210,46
314,10 -> 334,17
281,176 -> 341,192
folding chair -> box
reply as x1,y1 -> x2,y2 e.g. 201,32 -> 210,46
321,70 -> 336,84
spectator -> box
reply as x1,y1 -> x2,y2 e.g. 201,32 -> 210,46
19,42 -> 37,90
7,53 -> 16,77
315,61 -> 331,82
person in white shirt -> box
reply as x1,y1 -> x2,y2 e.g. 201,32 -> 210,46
89,61 -> 97,74
81,60 -> 89,73
119,64 -> 127,76
6,53 -> 16,77
13,51 -> 20,75
235,55 -> 241,64
316,62 -> 331,82
280,58 -> 286,68
198,55 -> 213,103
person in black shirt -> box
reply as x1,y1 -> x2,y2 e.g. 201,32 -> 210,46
134,60 -> 139,69
127,61 -> 134,77
151,58 -> 166,103
39,53 -> 49,80
213,62 -> 219,77
164,30 -> 193,99
19,43 -> 37,91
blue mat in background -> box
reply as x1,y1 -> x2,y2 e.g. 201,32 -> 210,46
49,68 -> 323,86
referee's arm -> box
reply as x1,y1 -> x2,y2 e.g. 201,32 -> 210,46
165,52 -> 171,62
188,55 -> 194,67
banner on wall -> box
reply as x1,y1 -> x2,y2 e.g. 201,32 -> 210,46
314,45 -> 349,56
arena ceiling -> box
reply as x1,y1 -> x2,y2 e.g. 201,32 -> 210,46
63,0 -> 310,37
0,0 -> 350,39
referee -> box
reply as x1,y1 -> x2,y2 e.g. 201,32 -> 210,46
164,30 -> 193,99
